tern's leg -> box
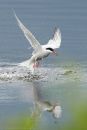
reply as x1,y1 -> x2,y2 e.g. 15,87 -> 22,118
36,61 -> 40,67
33,61 -> 39,68
33,58 -> 39,69
36,60 -> 43,68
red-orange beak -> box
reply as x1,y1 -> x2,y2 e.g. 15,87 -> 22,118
52,50 -> 57,55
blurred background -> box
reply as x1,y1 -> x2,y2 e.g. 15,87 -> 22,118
0,0 -> 87,130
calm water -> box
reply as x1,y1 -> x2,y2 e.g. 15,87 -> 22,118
0,0 -> 87,130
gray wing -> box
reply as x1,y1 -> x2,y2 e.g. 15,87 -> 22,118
14,13 -> 42,51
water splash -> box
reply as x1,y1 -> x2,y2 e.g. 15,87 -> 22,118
0,62 -> 86,83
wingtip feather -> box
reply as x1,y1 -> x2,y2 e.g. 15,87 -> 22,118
53,27 -> 61,41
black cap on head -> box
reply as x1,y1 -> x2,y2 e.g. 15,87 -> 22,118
46,48 -> 54,52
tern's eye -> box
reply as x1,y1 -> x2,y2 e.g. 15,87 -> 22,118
46,48 -> 54,52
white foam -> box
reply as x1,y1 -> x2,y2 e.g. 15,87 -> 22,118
0,62 -> 87,83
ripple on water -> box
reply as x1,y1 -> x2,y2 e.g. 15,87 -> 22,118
0,62 -> 87,83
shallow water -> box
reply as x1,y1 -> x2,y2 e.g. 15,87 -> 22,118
0,0 -> 87,130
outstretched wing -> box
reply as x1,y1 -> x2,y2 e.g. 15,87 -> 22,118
43,28 -> 61,49
14,13 -> 42,51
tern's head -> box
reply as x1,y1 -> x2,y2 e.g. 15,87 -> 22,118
46,47 -> 57,55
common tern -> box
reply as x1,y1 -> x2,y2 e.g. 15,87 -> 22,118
14,13 -> 61,70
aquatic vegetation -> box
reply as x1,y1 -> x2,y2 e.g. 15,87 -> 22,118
2,111 -> 40,130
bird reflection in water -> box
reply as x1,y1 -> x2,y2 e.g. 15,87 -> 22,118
32,82 -> 62,119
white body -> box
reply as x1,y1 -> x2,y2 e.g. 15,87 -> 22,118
19,48 -> 50,69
